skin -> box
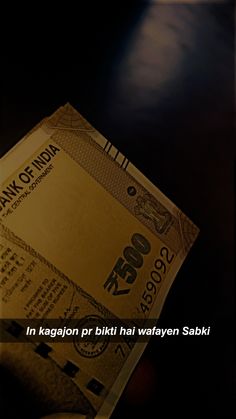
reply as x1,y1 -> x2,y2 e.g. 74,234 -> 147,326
41,414 -> 86,419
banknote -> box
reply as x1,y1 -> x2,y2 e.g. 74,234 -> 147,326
0,104 -> 199,418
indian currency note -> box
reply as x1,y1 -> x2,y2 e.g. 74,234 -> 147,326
0,104 -> 199,418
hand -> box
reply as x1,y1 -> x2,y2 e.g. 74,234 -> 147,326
41,414 -> 86,419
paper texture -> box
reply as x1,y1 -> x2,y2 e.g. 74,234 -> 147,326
0,104 -> 199,418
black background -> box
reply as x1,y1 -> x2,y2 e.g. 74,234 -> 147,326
1,1 -> 235,418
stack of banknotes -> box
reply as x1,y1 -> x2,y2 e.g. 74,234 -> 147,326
0,104 -> 199,418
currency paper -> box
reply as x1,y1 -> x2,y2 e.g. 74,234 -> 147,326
0,104 -> 199,418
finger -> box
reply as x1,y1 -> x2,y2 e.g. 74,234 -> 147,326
41,414 -> 86,419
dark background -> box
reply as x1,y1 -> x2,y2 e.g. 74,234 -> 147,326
1,1 -> 235,418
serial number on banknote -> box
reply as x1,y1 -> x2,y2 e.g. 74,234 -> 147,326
139,245 -> 175,314
103,231 -> 175,315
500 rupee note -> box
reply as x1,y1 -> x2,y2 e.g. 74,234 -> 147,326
0,104 -> 199,418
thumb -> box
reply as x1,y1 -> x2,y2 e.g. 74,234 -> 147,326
41,414 -> 86,419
